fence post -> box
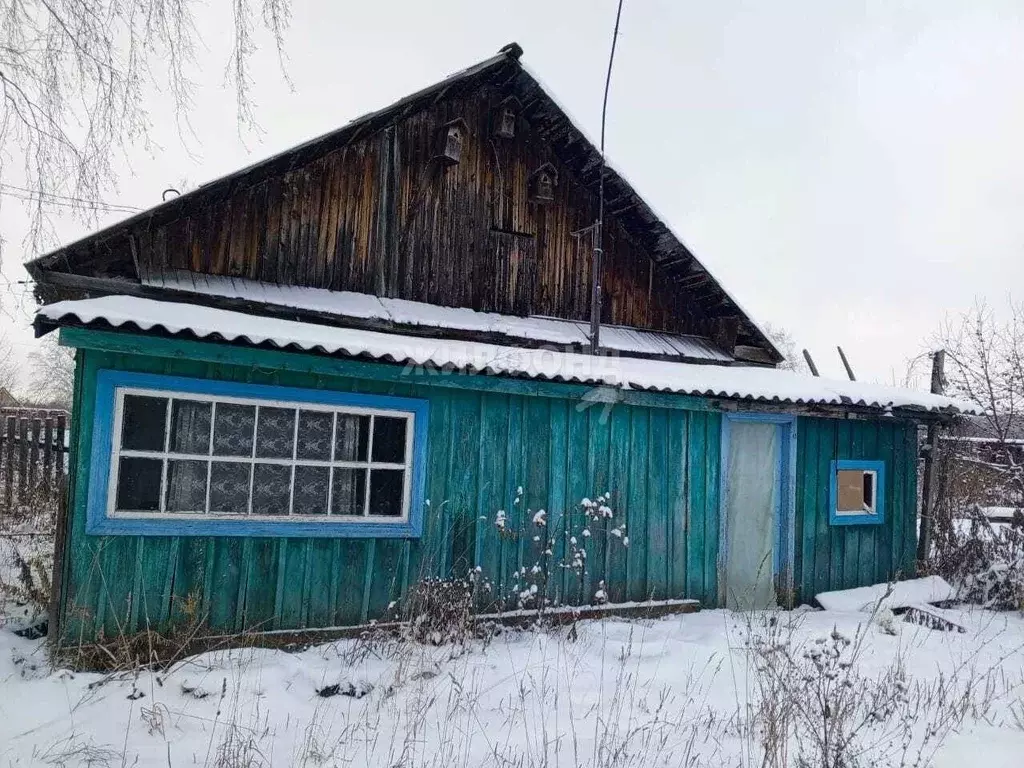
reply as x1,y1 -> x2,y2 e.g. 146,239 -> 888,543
917,350 -> 946,567
17,418 -> 28,503
28,417 -> 40,495
4,417 -> 14,511
56,413 -> 67,477
43,417 -> 54,500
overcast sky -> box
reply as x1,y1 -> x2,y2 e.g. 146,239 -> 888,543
2,0 -> 1023,389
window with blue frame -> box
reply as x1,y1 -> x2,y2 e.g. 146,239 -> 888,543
88,371 -> 428,538
829,459 -> 885,526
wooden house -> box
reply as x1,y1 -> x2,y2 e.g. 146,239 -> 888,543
27,44 -> 971,645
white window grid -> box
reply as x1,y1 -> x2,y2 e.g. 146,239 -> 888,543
835,468 -> 878,516
107,386 -> 415,522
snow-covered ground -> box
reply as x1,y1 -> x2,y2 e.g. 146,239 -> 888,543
2,606 -> 1023,767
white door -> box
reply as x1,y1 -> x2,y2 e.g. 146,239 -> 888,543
722,420 -> 785,610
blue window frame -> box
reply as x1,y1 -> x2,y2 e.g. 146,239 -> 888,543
829,459 -> 885,526
87,370 -> 429,538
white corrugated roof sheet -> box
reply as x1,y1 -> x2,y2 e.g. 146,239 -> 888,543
141,270 -> 733,362
38,295 -> 977,415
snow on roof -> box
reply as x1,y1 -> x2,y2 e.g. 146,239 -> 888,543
142,270 -> 733,362
38,295 -> 978,415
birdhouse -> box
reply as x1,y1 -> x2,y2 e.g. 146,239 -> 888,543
439,118 -> 468,165
530,163 -> 558,203
493,97 -> 521,139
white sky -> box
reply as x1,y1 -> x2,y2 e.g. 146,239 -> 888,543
2,0 -> 1023,390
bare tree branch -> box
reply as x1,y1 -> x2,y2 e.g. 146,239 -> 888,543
0,0 -> 290,253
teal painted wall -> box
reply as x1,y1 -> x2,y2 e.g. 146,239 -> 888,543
56,331 -> 918,642
793,416 -> 919,604
58,336 -> 723,642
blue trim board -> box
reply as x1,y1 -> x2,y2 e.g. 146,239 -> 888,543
829,459 -> 886,527
717,413 -> 798,604
86,369 -> 430,538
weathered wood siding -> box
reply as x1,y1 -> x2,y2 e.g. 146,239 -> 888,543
793,417 -> 919,603
88,87 -> 711,337
58,337 -> 723,642
56,335 -> 919,642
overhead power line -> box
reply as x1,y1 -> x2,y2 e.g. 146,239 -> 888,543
589,0 -> 626,355
0,183 -> 142,214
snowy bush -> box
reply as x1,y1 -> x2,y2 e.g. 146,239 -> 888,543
397,576 -> 494,647
498,490 -> 627,618
931,503 -> 1024,611
744,611 -> 995,768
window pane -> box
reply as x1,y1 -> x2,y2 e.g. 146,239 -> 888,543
369,469 -> 404,517
293,465 -> 330,515
213,403 -> 256,457
256,407 -> 296,459
863,473 -> 876,510
166,459 -> 209,512
210,462 -> 251,515
836,469 -> 866,512
251,463 -> 292,515
334,414 -> 369,462
115,457 -> 162,511
296,410 -> 333,461
331,468 -> 366,515
121,394 -> 167,451
372,416 -> 407,463
169,399 -> 212,454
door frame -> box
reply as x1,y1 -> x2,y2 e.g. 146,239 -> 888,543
717,412 -> 798,607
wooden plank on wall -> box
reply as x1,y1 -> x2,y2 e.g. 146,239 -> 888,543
685,412 -> 708,602
667,410 -> 688,598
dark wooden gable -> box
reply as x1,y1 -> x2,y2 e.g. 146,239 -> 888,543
27,45 -> 781,364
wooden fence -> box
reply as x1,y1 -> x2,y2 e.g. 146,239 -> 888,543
0,408 -> 69,523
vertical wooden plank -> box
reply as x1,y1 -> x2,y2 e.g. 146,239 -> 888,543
546,399 -> 568,608
796,418 -> 816,603
667,410 -> 688,598
626,408 -> 649,602
333,540 -> 369,626
42,417 -> 54,498
360,540 -> 376,623
366,539 -> 405,620
563,401 -> 590,606
305,538 -> 335,629
812,419 -> 834,596
243,539 -> 279,631
27,418 -> 40,494
137,535 -> 171,633
877,423 -> 896,584
446,391 -> 482,578
686,412 -> 707,601
585,401 -> 611,603
499,395 -> 525,607
4,417 -> 14,511
56,413 -> 67,479
17,417 -> 28,501
859,422 -> 880,588
409,395 -> 450,584
647,409 -> 669,600
831,421 -> 851,590
519,398 -> 550,604
843,422 -> 863,590
607,404 -> 631,603
704,412 -> 721,604
904,424 -> 920,576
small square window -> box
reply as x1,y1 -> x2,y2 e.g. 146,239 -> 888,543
830,460 -> 885,526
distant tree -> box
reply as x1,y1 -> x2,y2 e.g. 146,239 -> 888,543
934,298 -> 1024,441
0,334 -> 20,398
1,0 -> 291,249
27,335 -> 73,409
763,323 -> 809,374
